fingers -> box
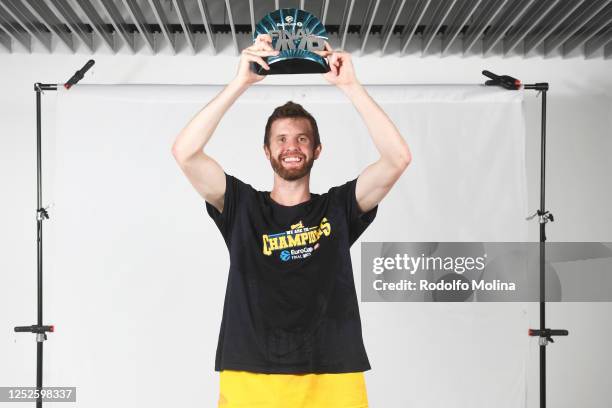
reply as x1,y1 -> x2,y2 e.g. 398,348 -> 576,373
330,60 -> 339,76
327,52 -> 340,65
243,48 -> 279,57
255,33 -> 272,43
252,55 -> 270,71
312,40 -> 333,57
327,53 -> 342,76
241,49 -> 271,70
320,41 -> 349,66
313,50 -> 332,57
239,34 -> 278,72
253,33 -> 274,51
326,55 -> 337,76
249,42 -> 275,53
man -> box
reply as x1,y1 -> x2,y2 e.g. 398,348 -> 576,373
172,34 -> 411,408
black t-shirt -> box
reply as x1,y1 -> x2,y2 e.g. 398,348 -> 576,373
205,172 -> 377,374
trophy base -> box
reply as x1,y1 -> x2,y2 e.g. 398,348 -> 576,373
252,58 -> 331,76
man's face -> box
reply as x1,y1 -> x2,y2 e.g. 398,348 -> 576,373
264,117 -> 321,181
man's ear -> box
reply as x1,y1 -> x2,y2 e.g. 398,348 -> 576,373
263,144 -> 271,160
314,144 -> 322,160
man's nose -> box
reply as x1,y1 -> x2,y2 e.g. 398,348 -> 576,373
285,139 -> 300,150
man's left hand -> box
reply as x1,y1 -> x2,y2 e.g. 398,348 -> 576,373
315,42 -> 359,88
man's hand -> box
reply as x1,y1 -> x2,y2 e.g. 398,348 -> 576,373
235,34 -> 280,86
318,42 -> 359,88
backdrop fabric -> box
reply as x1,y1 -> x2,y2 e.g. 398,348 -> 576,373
48,84 -> 528,408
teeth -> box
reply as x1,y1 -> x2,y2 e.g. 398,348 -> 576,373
283,157 -> 302,163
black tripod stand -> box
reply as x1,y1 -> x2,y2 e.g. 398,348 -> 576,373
483,70 -> 569,408
13,60 -> 95,408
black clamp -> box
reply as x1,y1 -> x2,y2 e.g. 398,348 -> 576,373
36,203 -> 54,221
37,207 -> 49,221
529,328 -> 569,346
14,324 -> 55,343
526,209 -> 554,224
482,70 -> 522,90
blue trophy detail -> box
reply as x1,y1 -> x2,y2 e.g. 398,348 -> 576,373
252,8 -> 331,75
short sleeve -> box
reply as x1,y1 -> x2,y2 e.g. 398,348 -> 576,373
205,172 -> 244,243
333,177 -> 378,246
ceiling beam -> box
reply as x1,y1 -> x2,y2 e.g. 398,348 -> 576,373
172,0 -> 196,54
0,0 -> 51,51
463,0 -> 507,54
21,0 -> 73,51
0,6 -> 30,51
359,0 -> 380,54
75,0 -> 116,52
605,40 -> 612,57
482,0 -> 535,55
562,5 -> 612,56
121,0 -> 155,53
441,0 -> 482,55
400,0 -> 432,56
47,0 -> 93,52
381,0 -> 408,55
523,0 -> 585,55
585,25 -> 612,57
543,0 -> 611,55
320,0 -> 329,25
503,0 -> 559,56
223,0 -> 238,54
248,0 -> 255,36
422,0 -> 458,55
196,0 -> 216,54
99,0 -> 135,52
148,0 -> 176,54
0,24 -> 12,51
339,0 -> 355,50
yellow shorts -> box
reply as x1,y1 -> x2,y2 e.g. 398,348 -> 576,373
218,370 -> 369,408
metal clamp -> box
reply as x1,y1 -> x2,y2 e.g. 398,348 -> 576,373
36,203 -> 54,221
14,324 -> 55,343
529,328 -> 568,347
526,209 -> 554,224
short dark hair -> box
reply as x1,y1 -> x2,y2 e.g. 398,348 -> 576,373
264,101 -> 321,148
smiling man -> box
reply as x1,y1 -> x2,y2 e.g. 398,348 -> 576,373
171,34 -> 411,408
264,102 -> 321,183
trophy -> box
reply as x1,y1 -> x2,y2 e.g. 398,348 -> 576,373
251,8 -> 330,75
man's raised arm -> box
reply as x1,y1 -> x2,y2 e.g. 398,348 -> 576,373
322,46 -> 412,214
171,34 -> 279,213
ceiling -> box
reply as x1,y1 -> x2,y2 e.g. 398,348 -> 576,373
0,0 -> 611,58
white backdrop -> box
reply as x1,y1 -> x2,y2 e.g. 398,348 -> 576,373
43,84 -> 528,407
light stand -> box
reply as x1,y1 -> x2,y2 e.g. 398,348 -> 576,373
483,70 -> 569,408
13,61 -> 95,408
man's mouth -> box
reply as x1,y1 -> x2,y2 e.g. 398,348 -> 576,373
281,155 -> 304,164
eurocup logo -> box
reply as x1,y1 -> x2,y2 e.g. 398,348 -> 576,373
280,250 -> 291,262
282,14 -> 301,27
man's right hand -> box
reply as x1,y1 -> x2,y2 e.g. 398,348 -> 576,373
235,34 -> 279,86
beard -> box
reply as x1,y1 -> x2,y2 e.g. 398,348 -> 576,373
269,152 -> 315,181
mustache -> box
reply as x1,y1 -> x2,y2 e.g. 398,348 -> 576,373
279,152 -> 306,159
